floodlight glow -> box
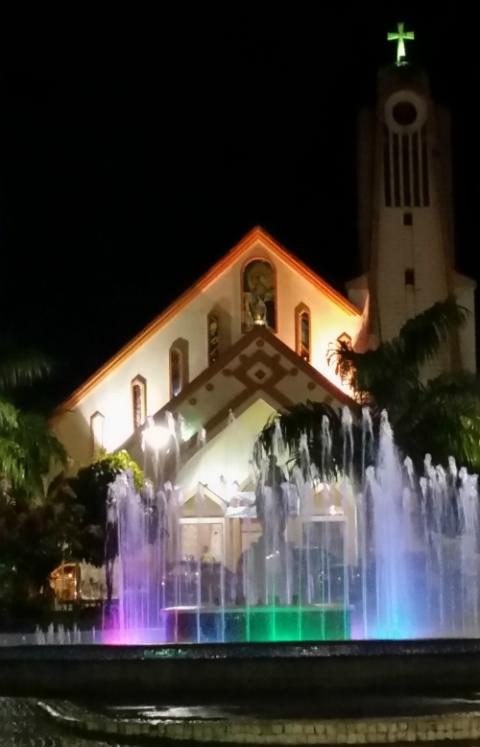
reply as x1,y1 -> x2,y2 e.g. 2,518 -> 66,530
142,419 -> 171,452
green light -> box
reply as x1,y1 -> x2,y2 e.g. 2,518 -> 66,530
226,606 -> 349,643
114,606 -> 350,645
387,22 -> 415,65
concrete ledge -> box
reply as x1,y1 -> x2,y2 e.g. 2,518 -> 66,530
38,700 -> 480,744
5,640 -> 480,698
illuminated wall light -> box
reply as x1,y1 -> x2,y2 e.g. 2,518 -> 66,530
142,416 -> 171,453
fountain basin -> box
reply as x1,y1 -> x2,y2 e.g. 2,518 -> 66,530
104,604 -> 350,644
3,639 -> 480,699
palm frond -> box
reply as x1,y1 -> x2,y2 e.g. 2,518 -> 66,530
0,397 -> 20,430
396,298 -> 468,370
256,401 -> 360,479
0,406 -> 66,496
15,412 -> 67,496
0,436 -> 26,487
0,339 -> 53,394
328,340 -> 418,407
329,298 -> 468,411
394,371 -> 480,469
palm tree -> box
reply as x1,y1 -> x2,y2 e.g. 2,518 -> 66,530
257,297 -> 480,474
0,341 -> 68,615
0,338 -> 52,394
0,338 -> 66,494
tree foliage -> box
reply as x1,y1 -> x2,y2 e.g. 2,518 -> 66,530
0,338 -> 66,492
259,298 -> 480,474
0,339 -> 70,618
67,450 -> 144,566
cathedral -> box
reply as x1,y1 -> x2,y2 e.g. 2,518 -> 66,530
52,26 -> 476,573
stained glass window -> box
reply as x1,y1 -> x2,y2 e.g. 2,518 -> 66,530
295,304 -> 311,363
131,377 -> 146,429
170,348 -> 182,398
242,259 -> 276,331
208,313 -> 220,365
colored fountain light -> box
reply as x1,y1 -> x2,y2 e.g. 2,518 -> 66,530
101,407 -> 480,645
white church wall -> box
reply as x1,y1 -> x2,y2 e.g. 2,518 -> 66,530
53,232 -> 361,467
176,398 -> 277,505
376,206 -> 450,342
273,262 -> 361,388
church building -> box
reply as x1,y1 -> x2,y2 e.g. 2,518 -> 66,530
52,25 -> 476,573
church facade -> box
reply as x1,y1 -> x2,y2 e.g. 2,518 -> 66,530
54,225 -> 361,476
53,227 -> 363,574
52,37 -> 476,575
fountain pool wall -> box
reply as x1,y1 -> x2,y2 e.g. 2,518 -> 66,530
5,640 -> 480,698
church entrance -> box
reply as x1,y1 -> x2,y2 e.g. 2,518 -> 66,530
178,518 -> 226,607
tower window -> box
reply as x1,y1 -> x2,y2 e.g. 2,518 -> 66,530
412,131 -> 421,206
383,125 -> 392,207
403,212 -> 413,226
295,304 -> 311,363
402,134 -> 411,206
131,376 -> 147,429
392,133 -> 401,207
405,268 -> 415,286
421,126 -> 430,206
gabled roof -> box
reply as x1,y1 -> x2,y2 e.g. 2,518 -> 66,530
122,325 -> 354,461
59,226 -> 360,411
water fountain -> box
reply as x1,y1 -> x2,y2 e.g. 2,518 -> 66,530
98,407 -> 480,645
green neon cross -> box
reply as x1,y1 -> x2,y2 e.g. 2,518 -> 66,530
387,22 -> 415,65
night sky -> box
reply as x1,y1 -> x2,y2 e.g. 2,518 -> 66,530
1,8 -> 479,409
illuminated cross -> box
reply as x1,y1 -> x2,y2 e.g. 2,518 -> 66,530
387,22 -> 415,65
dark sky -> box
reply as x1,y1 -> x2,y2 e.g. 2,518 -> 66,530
1,7 -> 479,408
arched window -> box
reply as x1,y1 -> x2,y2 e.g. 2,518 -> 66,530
242,259 -> 276,332
170,348 -> 182,398
131,375 -> 147,429
295,303 -> 311,363
169,339 -> 189,399
90,411 -> 104,457
207,312 -> 220,365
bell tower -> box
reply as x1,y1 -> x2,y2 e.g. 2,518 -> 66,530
348,23 -> 476,373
